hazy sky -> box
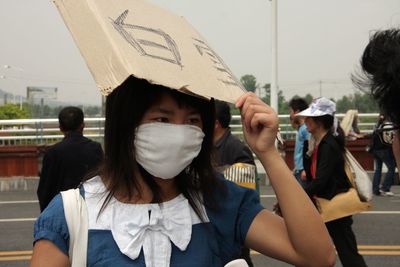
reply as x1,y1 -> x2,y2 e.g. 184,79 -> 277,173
0,0 -> 399,106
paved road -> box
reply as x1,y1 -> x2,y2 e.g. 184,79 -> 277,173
0,179 -> 399,266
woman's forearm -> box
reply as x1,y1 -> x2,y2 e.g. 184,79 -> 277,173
258,149 -> 334,265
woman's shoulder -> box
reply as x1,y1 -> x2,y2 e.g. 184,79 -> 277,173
320,134 -> 342,153
213,173 -> 257,198
34,194 -> 70,256
205,175 -> 264,246
209,173 -> 263,219
39,194 -> 65,219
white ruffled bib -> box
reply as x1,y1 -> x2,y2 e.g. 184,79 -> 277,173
83,176 -> 207,267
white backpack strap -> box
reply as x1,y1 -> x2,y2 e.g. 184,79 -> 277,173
61,188 -> 89,267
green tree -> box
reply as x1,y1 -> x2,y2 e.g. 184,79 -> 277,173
0,103 -> 31,119
336,95 -> 354,113
336,93 -> 379,113
261,83 -> 271,104
278,91 -> 289,114
240,74 -> 258,93
304,94 -> 314,104
261,88 -> 289,114
263,83 -> 271,98
353,93 -> 379,113
85,106 -> 102,117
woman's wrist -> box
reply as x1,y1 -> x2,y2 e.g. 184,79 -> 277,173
257,148 -> 281,166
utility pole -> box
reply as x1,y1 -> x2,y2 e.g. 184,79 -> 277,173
270,0 -> 278,113
319,80 -> 322,97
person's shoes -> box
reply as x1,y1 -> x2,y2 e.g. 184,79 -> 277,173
373,191 -> 381,196
383,191 -> 394,196
380,190 -> 394,196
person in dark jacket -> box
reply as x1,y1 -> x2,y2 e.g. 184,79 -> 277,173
213,100 -> 255,169
369,114 -> 396,196
213,100 -> 255,267
297,97 -> 367,267
37,106 -> 103,211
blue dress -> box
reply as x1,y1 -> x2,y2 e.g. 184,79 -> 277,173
34,176 -> 264,266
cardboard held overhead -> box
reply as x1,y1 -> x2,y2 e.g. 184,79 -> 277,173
53,0 -> 246,103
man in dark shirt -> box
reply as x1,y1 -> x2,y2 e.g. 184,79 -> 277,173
213,100 -> 255,169
213,100 -> 255,267
37,106 -> 103,211
369,114 -> 396,196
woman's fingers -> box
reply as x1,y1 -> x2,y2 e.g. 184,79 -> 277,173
235,92 -> 252,109
249,112 -> 278,132
236,92 -> 277,132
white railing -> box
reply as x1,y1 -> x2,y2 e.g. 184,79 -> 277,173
0,113 -> 379,146
0,118 -> 105,146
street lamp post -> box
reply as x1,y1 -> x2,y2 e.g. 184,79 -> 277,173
1,64 -> 24,109
270,0 -> 279,114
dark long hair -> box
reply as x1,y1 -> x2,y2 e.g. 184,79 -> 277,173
312,115 -> 345,151
352,29 -> 400,125
96,76 -> 223,220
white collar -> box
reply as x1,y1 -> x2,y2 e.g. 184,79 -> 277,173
83,176 -> 206,267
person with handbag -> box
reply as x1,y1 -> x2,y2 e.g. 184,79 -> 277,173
297,97 -> 367,267
369,113 -> 396,196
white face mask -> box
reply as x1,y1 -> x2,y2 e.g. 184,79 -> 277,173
134,122 -> 205,179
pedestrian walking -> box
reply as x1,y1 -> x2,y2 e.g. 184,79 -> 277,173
37,106 -> 103,211
213,100 -> 256,267
288,97 -> 309,188
369,114 -> 396,196
297,97 -> 367,267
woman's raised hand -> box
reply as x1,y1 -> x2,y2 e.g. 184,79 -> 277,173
235,92 -> 278,156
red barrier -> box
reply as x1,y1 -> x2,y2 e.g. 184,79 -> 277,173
0,145 -> 46,177
0,138 -> 375,177
283,137 -> 374,171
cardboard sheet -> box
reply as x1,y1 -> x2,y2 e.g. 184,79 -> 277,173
53,0 -> 246,103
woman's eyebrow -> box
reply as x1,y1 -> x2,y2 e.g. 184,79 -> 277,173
148,107 -> 174,115
187,109 -> 201,115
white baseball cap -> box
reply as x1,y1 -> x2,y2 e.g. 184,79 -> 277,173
296,97 -> 336,117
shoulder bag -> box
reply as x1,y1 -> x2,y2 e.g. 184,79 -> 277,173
315,154 -> 371,223
344,149 -> 373,202
61,188 -> 89,267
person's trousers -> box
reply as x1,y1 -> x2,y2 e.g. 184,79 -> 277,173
326,216 -> 367,267
293,170 -> 309,189
372,149 -> 396,193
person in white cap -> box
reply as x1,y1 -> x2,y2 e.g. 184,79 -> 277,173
30,78 -> 335,267
297,97 -> 367,267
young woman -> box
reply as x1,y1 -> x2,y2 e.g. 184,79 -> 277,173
30,77 -> 335,267
298,97 -> 367,267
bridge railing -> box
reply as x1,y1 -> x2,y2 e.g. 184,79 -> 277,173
0,113 -> 379,146
232,113 -> 378,141
0,118 -> 105,146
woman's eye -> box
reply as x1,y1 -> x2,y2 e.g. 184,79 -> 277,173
155,117 -> 169,123
188,117 -> 201,125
